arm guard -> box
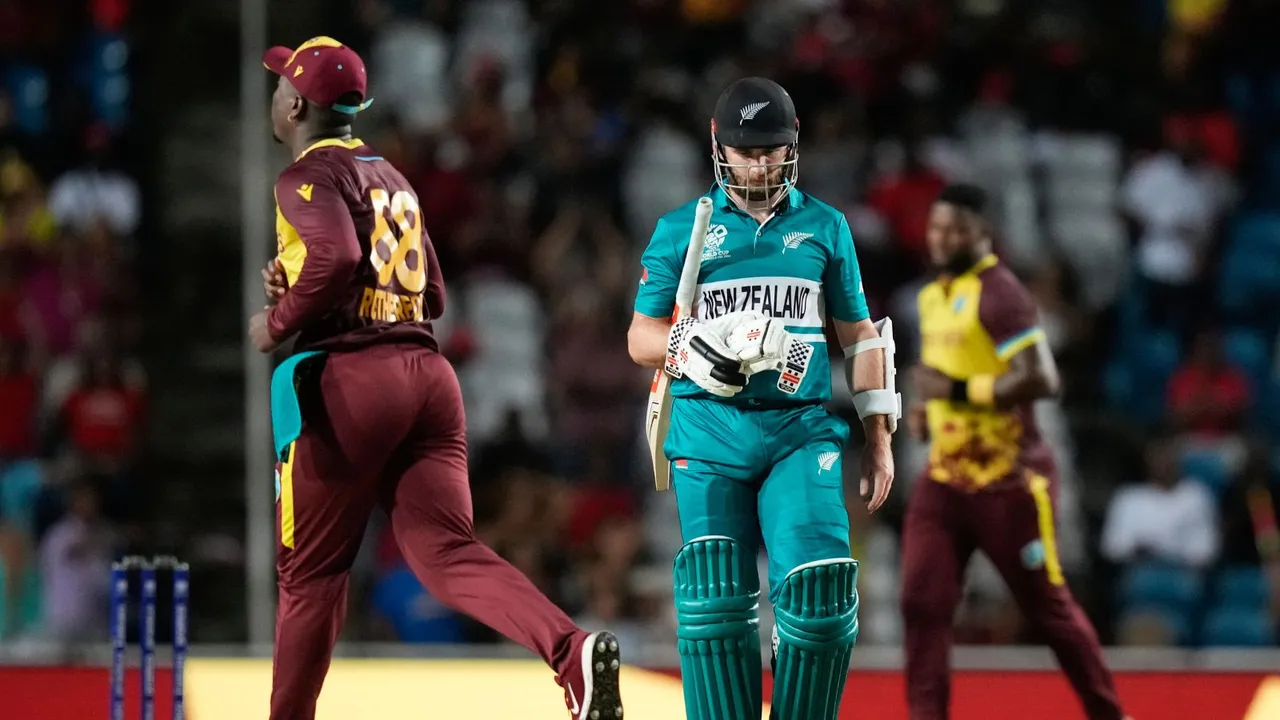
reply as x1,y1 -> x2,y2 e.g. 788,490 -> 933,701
843,317 -> 901,433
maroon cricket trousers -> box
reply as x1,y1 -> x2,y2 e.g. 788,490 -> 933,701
270,344 -> 582,720
899,471 -> 1125,720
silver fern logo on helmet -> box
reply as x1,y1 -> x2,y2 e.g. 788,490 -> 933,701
712,78 -> 799,211
739,101 -> 770,124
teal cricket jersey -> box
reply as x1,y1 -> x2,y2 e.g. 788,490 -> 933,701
635,185 -> 869,406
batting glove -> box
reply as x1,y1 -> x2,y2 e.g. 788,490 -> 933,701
666,317 -> 748,397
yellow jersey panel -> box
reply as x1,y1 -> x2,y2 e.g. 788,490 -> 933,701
916,255 -> 1053,490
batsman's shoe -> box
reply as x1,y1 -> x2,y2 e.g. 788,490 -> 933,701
559,631 -> 623,720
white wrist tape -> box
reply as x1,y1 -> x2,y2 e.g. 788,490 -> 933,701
843,317 -> 901,433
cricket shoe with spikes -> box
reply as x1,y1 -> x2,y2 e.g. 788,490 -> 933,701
559,631 -> 623,720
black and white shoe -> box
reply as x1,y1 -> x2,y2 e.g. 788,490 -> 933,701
561,631 -> 623,720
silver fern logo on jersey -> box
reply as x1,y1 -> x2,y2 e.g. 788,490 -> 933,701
782,231 -> 813,252
817,451 -> 840,473
739,101 -> 770,124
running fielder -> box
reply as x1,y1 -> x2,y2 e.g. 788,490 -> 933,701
248,37 -> 622,720
903,184 -> 1129,720
627,77 -> 898,720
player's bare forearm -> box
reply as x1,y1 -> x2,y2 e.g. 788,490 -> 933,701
992,340 -> 1060,409
860,412 -> 892,446
628,311 -> 671,369
836,318 -> 892,445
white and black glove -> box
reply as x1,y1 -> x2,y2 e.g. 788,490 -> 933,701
665,316 -> 749,397
720,314 -> 815,395
720,314 -> 793,374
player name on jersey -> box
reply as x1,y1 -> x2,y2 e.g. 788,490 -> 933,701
697,277 -> 823,328
359,287 -> 425,323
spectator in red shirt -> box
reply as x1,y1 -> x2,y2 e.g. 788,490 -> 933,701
0,339 -> 39,459
1167,329 -> 1251,438
867,144 -> 947,266
58,352 -> 145,468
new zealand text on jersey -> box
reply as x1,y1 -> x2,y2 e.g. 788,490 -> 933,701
699,277 -> 822,327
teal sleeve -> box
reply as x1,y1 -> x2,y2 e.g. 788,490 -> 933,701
824,215 -> 870,322
634,217 -> 681,319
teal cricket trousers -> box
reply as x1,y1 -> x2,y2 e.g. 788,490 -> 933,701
665,398 -> 854,601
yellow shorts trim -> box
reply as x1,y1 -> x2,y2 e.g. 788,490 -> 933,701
1027,473 -> 1064,586
280,442 -> 296,549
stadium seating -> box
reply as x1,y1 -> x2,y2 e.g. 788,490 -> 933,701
1223,327 -> 1270,388
1102,362 -> 1131,407
1105,329 -> 1182,423
1133,330 -> 1181,377
3,65 -> 49,136
0,461 -> 42,536
1218,213 -> 1280,318
1190,566 -> 1275,647
1263,146 -> 1280,206
1213,566 -> 1271,609
1117,605 -> 1192,646
1118,564 -> 1278,647
1226,73 -> 1261,128
0,562 -> 41,641
80,33 -> 131,129
1252,380 -> 1280,429
1179,448 -> 1231,496
1220,254 -> 1280,318
1229,213 -> 1280,255
1119,563 -> 1206,615
1198,606 -> 1275,647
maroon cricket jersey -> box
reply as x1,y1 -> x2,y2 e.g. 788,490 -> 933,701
917,254 -> 1055,491
268,137 -> 445,353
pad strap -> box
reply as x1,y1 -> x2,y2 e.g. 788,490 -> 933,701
853,389 -> 899,417
842,336 -> 886,358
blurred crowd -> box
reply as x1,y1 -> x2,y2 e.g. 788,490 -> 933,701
3,0 -> 1280,655
0,2 -> 145,647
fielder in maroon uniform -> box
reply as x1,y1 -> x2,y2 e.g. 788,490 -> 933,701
901,185 -> 1129,720
247,36 -> 623,720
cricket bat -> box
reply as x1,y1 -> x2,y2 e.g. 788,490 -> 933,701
646,196 -> 713,492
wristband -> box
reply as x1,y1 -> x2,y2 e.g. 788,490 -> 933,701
967,374 -> 996,406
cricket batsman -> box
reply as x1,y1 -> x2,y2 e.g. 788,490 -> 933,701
627,77 -> 898,720
247,37 -> 622,720
903,184 -> 1130,720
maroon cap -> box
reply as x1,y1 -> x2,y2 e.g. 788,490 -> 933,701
263,36 -> 372,113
